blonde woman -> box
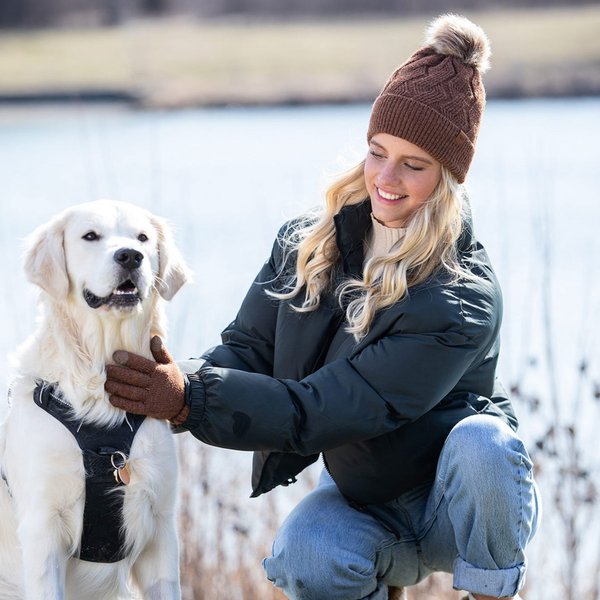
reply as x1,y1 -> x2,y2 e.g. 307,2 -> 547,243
106,14 -> 541,600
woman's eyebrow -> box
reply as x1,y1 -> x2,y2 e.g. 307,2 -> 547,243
369,140 -> 433,165
403,155 -> 433,165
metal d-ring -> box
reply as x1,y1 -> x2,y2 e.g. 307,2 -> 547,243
110,451 -> 127,470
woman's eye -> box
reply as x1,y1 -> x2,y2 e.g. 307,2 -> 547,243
82,231 -> 99,241
138,233 -> 149,242
369,150 -> 384,159
406,163 -> 424,171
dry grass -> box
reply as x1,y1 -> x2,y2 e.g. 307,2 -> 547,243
0,5 -> 599,106
176,435 -> 292,600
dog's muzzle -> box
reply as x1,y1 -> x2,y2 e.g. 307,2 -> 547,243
83,278 -> 142,309
83,247 -> 147,309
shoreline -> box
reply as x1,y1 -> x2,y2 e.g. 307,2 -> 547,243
0,84 -> 598,111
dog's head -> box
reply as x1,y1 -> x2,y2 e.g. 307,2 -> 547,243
24,200 -> 190,314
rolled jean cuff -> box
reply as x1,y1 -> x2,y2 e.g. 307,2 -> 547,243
453,556 -> 527,597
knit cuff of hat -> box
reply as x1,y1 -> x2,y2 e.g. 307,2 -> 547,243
368,94 -> 474,184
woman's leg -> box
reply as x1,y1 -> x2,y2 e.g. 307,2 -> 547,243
418,414 -> 542,598
262,470 -> 428,600
263,414 -> 541,600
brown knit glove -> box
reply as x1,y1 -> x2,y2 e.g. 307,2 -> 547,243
105,336 -> 190,424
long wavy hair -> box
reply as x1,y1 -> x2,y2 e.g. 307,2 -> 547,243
268,158 -> 473,341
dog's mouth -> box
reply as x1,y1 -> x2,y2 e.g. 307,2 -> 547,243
83,280 -> 141,309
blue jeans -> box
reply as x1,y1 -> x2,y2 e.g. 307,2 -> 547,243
262,415 -> 542,600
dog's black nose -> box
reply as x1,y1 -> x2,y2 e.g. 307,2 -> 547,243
114,248 -> 144,270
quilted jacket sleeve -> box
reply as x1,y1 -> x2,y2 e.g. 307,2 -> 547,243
181,324 -> 479,457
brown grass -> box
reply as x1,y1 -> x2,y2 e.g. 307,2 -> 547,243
176,435 -> 291,600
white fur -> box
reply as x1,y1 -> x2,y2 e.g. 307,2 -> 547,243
0,200 -> 190,600
425,14 -> 491,73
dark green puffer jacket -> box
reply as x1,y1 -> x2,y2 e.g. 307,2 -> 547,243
179,199 -> 517,505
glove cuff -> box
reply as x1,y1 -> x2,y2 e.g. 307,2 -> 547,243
173,371 -> 206,430
170,403 -> 191,425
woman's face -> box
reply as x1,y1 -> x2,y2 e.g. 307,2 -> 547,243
364,133 -> 442,228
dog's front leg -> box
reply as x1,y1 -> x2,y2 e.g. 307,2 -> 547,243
132,517 -> 181,600
19,513 -> 69,600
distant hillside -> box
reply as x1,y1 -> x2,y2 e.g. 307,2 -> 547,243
0,6 -> 599,107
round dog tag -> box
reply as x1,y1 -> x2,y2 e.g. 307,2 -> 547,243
118,466 -> 130,485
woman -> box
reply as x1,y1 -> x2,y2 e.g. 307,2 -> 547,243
106,14 -> 541,600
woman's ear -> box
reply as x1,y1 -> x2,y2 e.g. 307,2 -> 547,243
24,215 -> 69,301
151,215 -> 191,301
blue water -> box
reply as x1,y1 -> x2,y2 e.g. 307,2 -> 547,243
1,99 -> 598,404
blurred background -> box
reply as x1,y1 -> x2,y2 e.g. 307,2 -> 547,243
0,1 -> 599,599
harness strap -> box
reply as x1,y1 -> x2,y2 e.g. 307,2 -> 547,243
33,381 -> 146,563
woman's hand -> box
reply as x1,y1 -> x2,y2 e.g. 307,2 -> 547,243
105,336 -> 190,424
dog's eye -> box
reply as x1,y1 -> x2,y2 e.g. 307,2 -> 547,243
138,233 -> 149,242
82,231 -> 99,241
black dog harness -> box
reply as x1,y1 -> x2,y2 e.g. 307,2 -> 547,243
32,381 -> 146,563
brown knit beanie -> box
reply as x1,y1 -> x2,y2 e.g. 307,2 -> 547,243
367,14 -> 491,183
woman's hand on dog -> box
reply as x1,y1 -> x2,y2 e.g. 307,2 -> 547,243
105,336 -> 190,424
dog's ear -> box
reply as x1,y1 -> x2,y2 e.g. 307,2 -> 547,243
151,216 -> 191,301
24,214 -> 70,301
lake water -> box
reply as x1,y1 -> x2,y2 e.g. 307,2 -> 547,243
1,99 -> 598,416
0,98 -> 599,599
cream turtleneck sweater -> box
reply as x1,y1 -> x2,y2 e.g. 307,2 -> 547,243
363,214 -> 406,276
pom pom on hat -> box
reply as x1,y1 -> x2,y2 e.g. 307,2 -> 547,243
425,14 -> 491,73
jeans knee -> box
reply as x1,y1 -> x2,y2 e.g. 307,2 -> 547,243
263,523 -> 377,600
437,416 -> 540,572
442,415 -> 533,486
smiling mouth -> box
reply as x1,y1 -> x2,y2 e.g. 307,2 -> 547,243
377,187 -> 408,201
83,280 -> 141,309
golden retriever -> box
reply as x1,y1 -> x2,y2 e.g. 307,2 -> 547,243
0,200 -> 189,600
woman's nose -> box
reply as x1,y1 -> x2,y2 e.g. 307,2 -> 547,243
378,163 -> 401,187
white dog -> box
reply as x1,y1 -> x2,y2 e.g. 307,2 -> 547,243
0,200 -> 190,600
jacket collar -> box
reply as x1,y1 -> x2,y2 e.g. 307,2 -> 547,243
456,209 -> 475,254
333,199 -> 372,278
332,198 -> 475,278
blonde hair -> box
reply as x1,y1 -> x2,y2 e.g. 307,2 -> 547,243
269,159 -> 472,341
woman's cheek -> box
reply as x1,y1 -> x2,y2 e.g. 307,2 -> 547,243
363,158 -> 377,185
